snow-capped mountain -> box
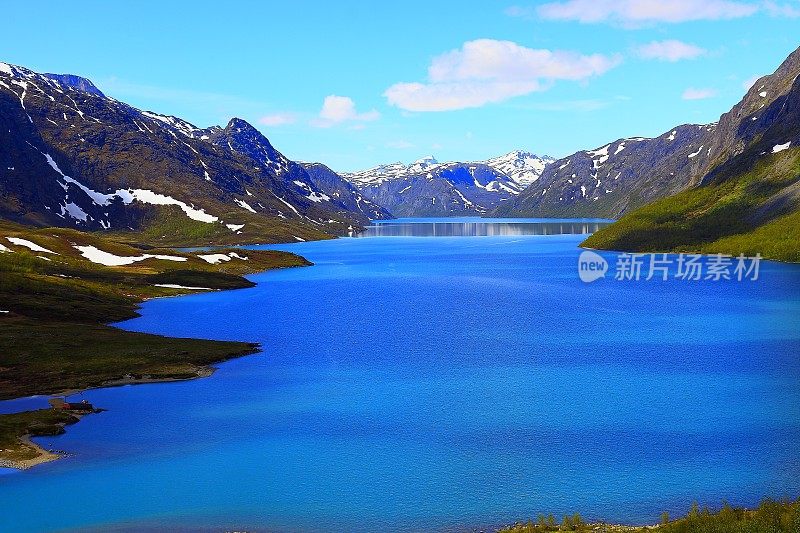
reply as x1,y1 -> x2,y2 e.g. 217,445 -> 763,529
482,150 -> 556,188
494,128 -> 715,218
584,45 -> 800,260
497,47 -> 800,219
300,162 -> 391,221
407,155 -> 440,174
0,61 -> 380,244
204,118 -> 390,223
342,152 -> 553,217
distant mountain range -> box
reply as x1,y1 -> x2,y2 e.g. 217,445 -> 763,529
0,62 -> 387,245
494,126 -> 716,218
498,47 -> 800,231
584,45 -> 800,261
341,151 -> 554,217
2,45 -> 798,260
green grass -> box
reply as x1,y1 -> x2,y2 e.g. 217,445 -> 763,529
0,316 -> 260,400
0,222 -> 311,398
501,498 -> 800,532
699,209 -> 800,260
583,148 -> 800,262
123,207 -> 334,247
0,220 -> 313,464
0,410 -> 81,463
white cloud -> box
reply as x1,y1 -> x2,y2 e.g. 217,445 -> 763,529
385,80 -> 542,112
504,5 -> 537,18
386,140 -> 415,149
763,0 -> 800,17
636,40 -> 707,61
536,0 -> 758,25
682,87 -> 718,100
258,112 -> 296,126
384,39 -> 620,112
311,95 -> 380,128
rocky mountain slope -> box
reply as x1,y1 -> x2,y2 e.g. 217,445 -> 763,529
0,62 -> 376,245
495,127 -> 718,218
343,151 -> 554,217
301,162 -> 391,221
584,46 -> 800,261
499,47 -> 800,223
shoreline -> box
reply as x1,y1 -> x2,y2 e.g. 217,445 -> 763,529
0,254 -> 282,470
0,364 -> 245,471
0,410 -> 93,470
578,243 -> 800,264
0,435 -> 64,470
0,234 -> 314,470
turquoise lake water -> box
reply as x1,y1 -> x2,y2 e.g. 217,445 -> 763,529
1,219 -> 799,532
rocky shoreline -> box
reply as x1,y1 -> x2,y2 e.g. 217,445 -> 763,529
0,365 -> 226,471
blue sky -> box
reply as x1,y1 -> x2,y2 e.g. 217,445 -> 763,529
1,1 -> 798,170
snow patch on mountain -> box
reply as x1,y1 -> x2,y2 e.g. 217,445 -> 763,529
7,237 -> 58,254
345,150 -> 553,191
481,150 -> 555,187
772,141 -> 791,153
74,245 -> 187,266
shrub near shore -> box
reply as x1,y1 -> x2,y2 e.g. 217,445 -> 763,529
501,498 -> 800,532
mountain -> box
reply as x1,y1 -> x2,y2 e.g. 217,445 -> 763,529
495,126 -> 718,218
584,46 -> 800,261
0,62 -> 371,245
483,150 -> 554,188
498,47 -> 800,226
343,152 -> 554,217
301,162 -> 391,221
204,118 -> 390,224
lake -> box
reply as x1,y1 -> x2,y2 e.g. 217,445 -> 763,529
354,217 -> 612,237
1,219 -> 799,532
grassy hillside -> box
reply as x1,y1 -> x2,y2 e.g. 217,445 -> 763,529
119,206 -> 335,248
583,147 -> 800,262
0,220 -> 311,466
502,498 -> 800,533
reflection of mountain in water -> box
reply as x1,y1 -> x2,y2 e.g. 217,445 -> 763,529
355,220 -> 613,237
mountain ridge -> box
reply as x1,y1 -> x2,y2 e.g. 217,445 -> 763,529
498,47 -> 800,222
582,45 -> 800,261
342,151 -> 555,217
0,61 -> 376,245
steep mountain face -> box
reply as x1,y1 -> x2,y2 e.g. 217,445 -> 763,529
343,152 -> 554,217
496,126 -> 717,218
0,62 -> 367,244
301,162 -> 391,221
205,118 -> 388,225
584,46 -> 800,261
483,150 -> 554,188
42,74 -> 104,97
499,47 -> 800,221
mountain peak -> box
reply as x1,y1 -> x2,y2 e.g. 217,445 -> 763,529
225,117 -> 259,133
412,155 -> 438,166
42,73 -> 104,97
408,155 -> 439,173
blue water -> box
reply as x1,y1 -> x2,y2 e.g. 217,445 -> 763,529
1,220 -> 800,532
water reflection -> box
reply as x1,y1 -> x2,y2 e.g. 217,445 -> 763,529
355,218 -> 613,237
